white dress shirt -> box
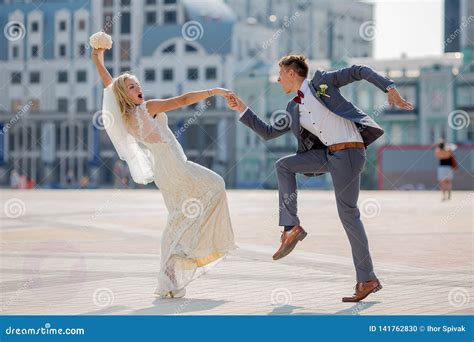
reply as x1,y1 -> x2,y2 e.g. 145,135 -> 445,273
297,79 -> 362,146
240,79 -> 363,146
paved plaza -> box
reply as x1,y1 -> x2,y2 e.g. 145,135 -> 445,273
0,189 -> 472,315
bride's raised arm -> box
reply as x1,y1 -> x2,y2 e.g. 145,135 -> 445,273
145,88 -> 231,115
91,48 -> 113,88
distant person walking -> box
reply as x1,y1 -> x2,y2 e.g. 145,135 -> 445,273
434,139 -> 458,201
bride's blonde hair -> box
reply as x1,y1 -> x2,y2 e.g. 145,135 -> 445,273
112,72 -> 139,123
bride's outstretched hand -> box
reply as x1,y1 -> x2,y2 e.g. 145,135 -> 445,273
211,87 -> 232,97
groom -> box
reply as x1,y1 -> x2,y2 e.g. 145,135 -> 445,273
227,55 -> 413,302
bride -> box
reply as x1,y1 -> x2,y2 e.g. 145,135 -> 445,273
91,47 -> 236,299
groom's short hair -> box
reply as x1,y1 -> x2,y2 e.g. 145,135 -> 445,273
278,55 -> 308,78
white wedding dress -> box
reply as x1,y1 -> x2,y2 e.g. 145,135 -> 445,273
126,102 -> 236,298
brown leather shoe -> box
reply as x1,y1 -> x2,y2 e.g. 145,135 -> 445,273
342,279 -> 382,302
272,225 -> 307,260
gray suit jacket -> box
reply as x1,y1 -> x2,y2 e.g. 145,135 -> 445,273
239,64 -> 394,153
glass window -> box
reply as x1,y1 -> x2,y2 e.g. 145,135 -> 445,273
11,72 -> 21,84
185,44 -> 198,53
103,13 -> 114,34
59,20 -> 66,31
30,71 -> 40,84
76,98 -> 87,112
120,40 -> 130,61
162,68 -> 174,81
163,10 -> 177,24
57,98 -> 68,112
162,44 -> 175,54
31,21 -> 38,32
12,45 -> 19,58
121,12 -> 131,34
57,71 -> 68,83
121,0 -> 130,6
78,43 -> 86,57
76,70 -> 87,83
78,19 -> 85,31
146,11 -> 156,25
205,67 -> 217,80
146,0 -> 156,4
31,45 -> 39,57
164,0 -> 176,4
103,0 -> 113,6
59,44 -> 66,57
145,69 -> 155,81
187,67 -> 199,81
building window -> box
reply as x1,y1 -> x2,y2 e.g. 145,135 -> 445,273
120,66 -> 130,73
121,0 -> 130,6
146,0 -> 156,4
162,44 -> 175,54
185,44 -> 198,53
205,67 -> 217,80
162,68 -> 174,81
31,21 -> 39,32
78,19 -> 86,31
31,45 -> 39,58
146,11 -> 156,25
76,98 -> 87,112
164,0 -> 176,4
121,12 -> 131,34
145,69 -> 155,81
103,0 -> 113,6
59,44 -> 66,57
120,40 -> 130,61
187,67 -> 199,81
59,20 -> 66,31
76,70 -> 87,83
57,71 -> 68,83
12,45 -> 19,58
30,72 -> 40,84
78,43 -> 86,57
57,98 -> 68,112
104,48 -> 113,61
103,13 -> 114,34
163,10 -> 177,24
11,72 -> 22,84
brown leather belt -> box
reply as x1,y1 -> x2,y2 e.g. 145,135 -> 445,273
328,142 -> 365,153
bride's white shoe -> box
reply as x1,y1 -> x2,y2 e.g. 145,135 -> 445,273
154,288 -> 186,299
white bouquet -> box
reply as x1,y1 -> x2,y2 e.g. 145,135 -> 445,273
89,31 -> 113,49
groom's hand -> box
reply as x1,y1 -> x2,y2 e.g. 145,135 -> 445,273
388,88 -> 414,111
226,93 -> 247,113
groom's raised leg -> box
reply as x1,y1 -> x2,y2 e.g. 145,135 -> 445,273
275,149 -> 328,226
273,149 -> 328,260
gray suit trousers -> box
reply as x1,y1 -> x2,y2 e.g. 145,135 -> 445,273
275,147 -> 376,282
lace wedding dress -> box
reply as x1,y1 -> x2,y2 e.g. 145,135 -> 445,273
126,102 -> 236,298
